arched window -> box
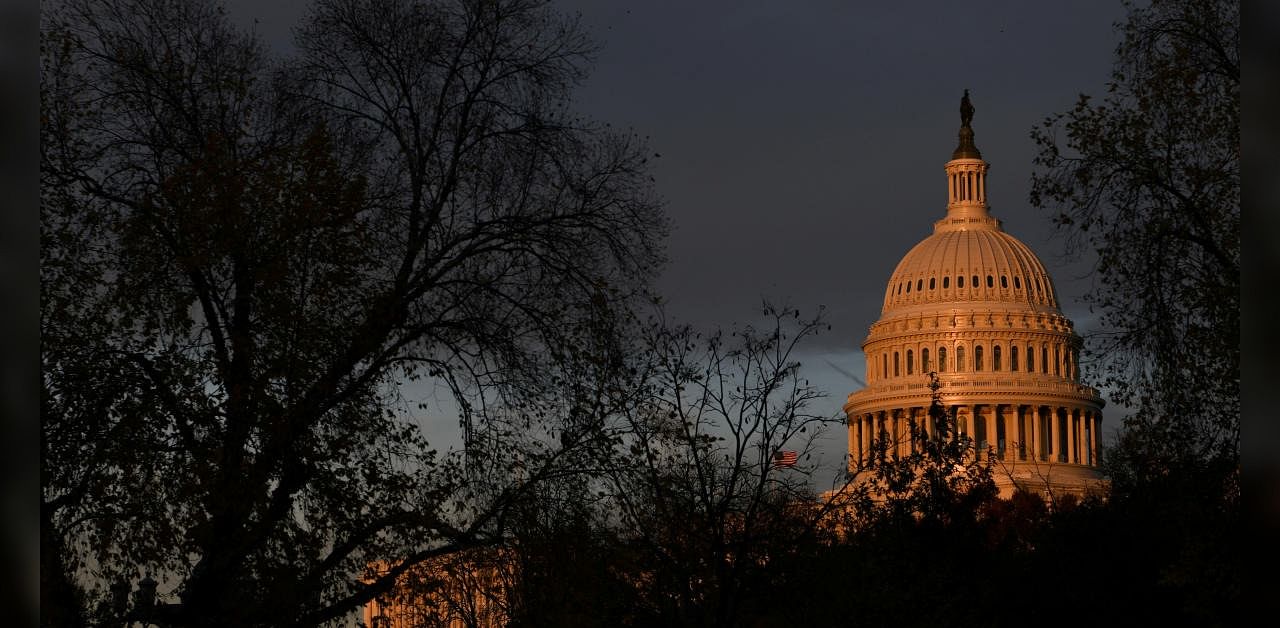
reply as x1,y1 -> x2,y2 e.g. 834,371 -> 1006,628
986,275 -> 994,288
883,354 -> 888,378
906,281 -> 911,293
1001,275 -> 1008,288
929,277 -> 936,290
994,345 -> 1002,371
957,346 -> 966,372
958,275 -> 964,288
943,276 -> 950,289
939,347 -> 947,373
894,352 -> 900,377
922,348 -> 930,372
1054,345 -> 1061,376
1011,346 -> 1019,371
1027,346 -> 1035,372
1014,276 -> 1021,289
975,345 -> 984,371
1041,347 -> 1049,373
916,279 -> 923,291
906,349 -> 914,375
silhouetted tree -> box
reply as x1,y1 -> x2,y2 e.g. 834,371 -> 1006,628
40,0 -> 665,625
595,304 -> 841,628
1028,2 -> 1239,625
1030,0 -> 1239,472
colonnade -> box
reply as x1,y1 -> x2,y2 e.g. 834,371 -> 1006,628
848,403 -> 1101,468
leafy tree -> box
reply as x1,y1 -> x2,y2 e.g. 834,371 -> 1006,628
40,0 -> 665,625
1028,2 -> 1239,624
853,374 -> 996,528
1029,0 -> 1239,472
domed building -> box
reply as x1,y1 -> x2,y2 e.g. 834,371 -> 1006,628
844,92 -> 1104,499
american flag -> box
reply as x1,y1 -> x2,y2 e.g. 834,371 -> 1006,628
772,450 -> 798,468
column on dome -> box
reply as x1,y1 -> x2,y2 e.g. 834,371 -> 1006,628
871,413 -> 879,461
901,408 -> 910,455
849,416 -> 860,468
984,404 -> 997,460
1086,411 -> 1094,466
878,411 -> 888,462
1002,405 -> 1017,462
1077,411 -> 1086,466
1090,412 -> 1101,466
1073,409 -> 1083,464
870,411 -> 880,463
1048,408 -> 1060,463
1031,406 -> 1041,461
890,410 -> 900,459
907,407 -> 917,454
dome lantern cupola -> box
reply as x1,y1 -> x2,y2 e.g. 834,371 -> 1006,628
943,89 -> 993,225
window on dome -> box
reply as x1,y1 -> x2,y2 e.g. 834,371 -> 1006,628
922,348 -> 930,372
1035,278 -> 1042,293
1014,276 -> 1021,289
894,352 -> 900,377
929,277 -> 935,290
957,347 -> 965,372
939,347 -> 947,372
972,275 -> 979,288
906,282 -> 911,293
943,276 -> 950,289
1041,347 -> 1048,373
957,275 -> 964,288
1001,275 -> 1008,288
975,345 -> 984,371
986,275 -> 994,288
906,350 -> 914,374
883,354 -> 888,378
1054,346 -> 1061,376
994,345 -> 1002,370
916,279 -> 923,291
1027,346 -> 1034,372
1011,346 -> 1019,371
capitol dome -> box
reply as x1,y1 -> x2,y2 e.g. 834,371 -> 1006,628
881,225 -> 1060,316
844,92 -> 1105,498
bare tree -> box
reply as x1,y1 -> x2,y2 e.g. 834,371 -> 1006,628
40,0 -> 665,625
592,304 -> 841,627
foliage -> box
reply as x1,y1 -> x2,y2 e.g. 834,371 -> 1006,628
1029,0 -> 1239,469
40,0 -> 665,625
1027,2 -> 1239,624
852,373 -> 996,528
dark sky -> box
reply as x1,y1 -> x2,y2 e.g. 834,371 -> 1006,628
225,0 -> 1130,476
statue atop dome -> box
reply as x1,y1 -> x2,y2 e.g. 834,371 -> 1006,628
953,89 -> 982,159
